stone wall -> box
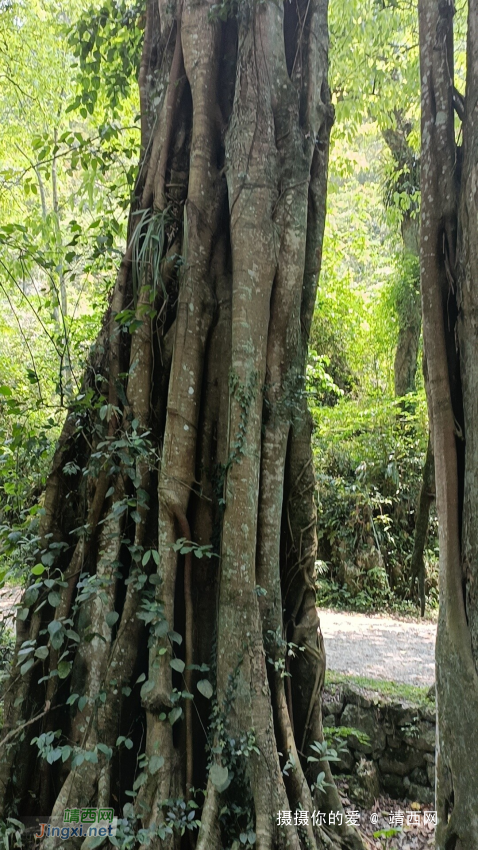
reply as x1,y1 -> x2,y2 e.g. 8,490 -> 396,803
322,681 -> 436,806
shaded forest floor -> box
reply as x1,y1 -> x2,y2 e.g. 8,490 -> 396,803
344,789 -> 435,850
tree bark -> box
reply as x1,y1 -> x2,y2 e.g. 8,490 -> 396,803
0,2 -> 362,848
383,119 -> 421,398
419,0 -> 478,846
410,434 -> 435,616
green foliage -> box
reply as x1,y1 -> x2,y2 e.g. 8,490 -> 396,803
0,399 -> 58,529
329,0 -> 419,138
307,739 -> 340,794
0,0 -> 142,582
67,0 -> 143,120
209,0 -> 238,23
0,817 -> 24,849
130,207 -> 170,306
106,796 -> 201,848
373,827 -> 401,839
382,252 -> 420,331
306,352 -> 344,407
383,149 -> 420,227
266,631 -> 304,679
170,538 -> 217,560
325,671 -> 435,706
312,394 -> 437,610
324,725 -> 370,749
313,127 -> 400,404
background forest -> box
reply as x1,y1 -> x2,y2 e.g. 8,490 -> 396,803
0,0 -> 440,616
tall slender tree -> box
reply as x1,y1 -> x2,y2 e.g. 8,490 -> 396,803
419,0 -> 478,845
384,137 -> 421,400
0,1 -> 363,848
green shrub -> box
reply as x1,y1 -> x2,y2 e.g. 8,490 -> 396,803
312,394 -> 438,610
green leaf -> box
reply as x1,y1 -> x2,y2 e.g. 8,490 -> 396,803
48,620 -> 64,651
106,611 -> 119,627
97,743 -> 113,759
169,631 -> 182,645
48,591 -> 61,608
61,745 -> 72,762
373,828 -> 401,839
133,772 -> 147,791
149,574 -> 161,585
41,551 -> 55,567
149,755 -> 164,774
35,646 -> 49,660
20,658 -> 35,675
170,658 -> 185,674
57,660 -> 72,679
197,679 -> 213,699
168,706 -> 182,726
210,764 -> 230,791
23,587 -> 39,607
47,748 -> 62,764
31,564 -> 45,575
140,679 -> 155,699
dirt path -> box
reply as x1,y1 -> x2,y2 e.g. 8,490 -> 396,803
319,609 -> 436,687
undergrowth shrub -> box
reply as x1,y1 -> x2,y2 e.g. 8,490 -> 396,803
311,393 -> 438,611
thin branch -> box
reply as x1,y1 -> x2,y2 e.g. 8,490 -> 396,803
0,702 -> 61,750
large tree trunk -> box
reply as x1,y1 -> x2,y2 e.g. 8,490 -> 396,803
419,0 -> 478,846
0,2 -> 363,849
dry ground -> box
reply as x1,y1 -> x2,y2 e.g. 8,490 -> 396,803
319,609 -> 436,687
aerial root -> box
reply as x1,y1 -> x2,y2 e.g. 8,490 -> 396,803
196,777 -> 222,850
